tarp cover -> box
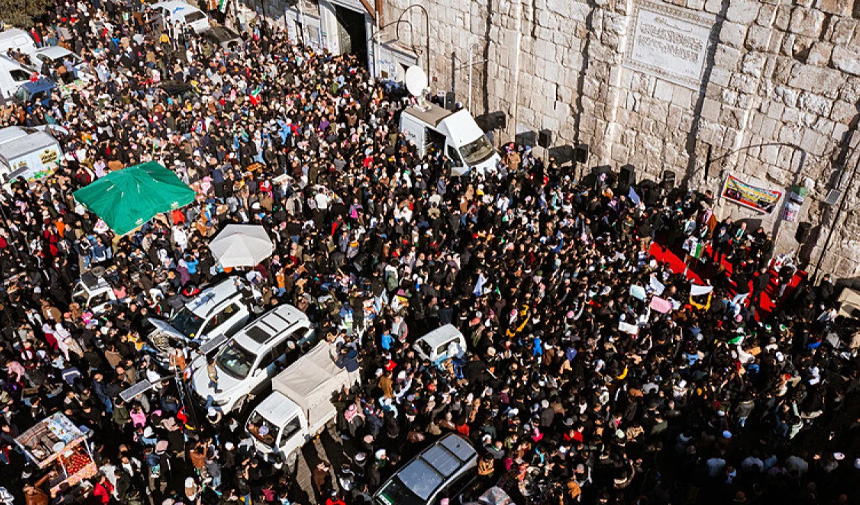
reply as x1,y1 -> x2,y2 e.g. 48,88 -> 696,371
15,413 -> 86,468
73,161 -> 195,235
272,342 -> 351,432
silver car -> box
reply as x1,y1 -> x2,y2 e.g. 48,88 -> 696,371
374,434 -> 478,505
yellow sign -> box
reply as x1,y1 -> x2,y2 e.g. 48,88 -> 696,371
39,149 -> 59,165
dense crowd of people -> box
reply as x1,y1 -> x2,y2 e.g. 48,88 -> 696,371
2,1 -> 860,505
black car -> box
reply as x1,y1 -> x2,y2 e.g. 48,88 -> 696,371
158,80 -> 199,102
200,26 -> 242,53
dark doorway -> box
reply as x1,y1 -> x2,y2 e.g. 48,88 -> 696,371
334,6 -> 368,67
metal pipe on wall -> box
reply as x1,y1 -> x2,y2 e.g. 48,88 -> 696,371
511,0 -> 523,140
395,4 -> 430,84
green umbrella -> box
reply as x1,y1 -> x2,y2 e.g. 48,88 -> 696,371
73,162 -> 196,235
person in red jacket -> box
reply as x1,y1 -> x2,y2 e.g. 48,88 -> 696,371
92,475 -> 114,504
324,491 -> 346,505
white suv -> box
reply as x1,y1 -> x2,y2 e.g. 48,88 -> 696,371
191,304 -> 314,413
148,277 -> 261,368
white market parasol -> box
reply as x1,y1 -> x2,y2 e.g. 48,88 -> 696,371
209,224 -> 274,268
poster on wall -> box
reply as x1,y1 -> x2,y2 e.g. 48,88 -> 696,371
721,174 -> 782,214
780,184 -> 807,223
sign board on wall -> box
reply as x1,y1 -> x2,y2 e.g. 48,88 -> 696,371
624,1 -> 716,89
721,174 -> 782,214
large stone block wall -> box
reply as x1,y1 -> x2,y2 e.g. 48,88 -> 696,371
379,0 -> 860,281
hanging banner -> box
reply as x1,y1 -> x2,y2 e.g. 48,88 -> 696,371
721,174 -> 782,214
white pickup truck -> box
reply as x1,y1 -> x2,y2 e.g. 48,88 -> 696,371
245,341 -> 355,465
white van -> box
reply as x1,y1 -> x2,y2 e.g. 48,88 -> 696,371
151,1 -> 211,34
191,304 -> 315,413
246,342 -> 353,465
0,29 -> 37,57
0,54 -> 39,104
399,103 -> 500,177
147,276 -> 262,368
413,324 -> 467,363
0,125 -> 62,184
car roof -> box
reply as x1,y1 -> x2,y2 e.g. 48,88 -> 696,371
80,271 -> 110,291
158,80 -> 195,95
186,277 -> 247,316
204,26 -> 239,40
0,126 -> 27,145
33,46 -> 73,59
152,0 -> 194,8
0,29 -> 30,41
232,304 -> 308,352
391,434 -> 477,500
415,324 -> 463,349
152,1 -> 202,13
252,391 -> 301,424
404,102 -> 453,128
20,78 -> 55,95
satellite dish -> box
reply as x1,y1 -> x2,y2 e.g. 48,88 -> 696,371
405,66 -> 428,98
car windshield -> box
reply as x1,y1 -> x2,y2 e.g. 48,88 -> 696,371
169,307 -> 204,339
185,11 -> 206,23
459,135 -> 495,165
247,411 -> 280,448
375,477 -> 424,505
72,289 -> 89,306
216,340 -> 256,379
13,86 -> 30,102
417,340 -> 433,357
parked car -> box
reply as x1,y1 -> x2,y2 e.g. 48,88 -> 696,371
151,1 -> 211,34
0,54 -> 40,105
0,29 -> 37,57
71,269 -> 117,315
374,434 -> 478,505
413,324 -> 467,363
400,102 -> 500,177
0,125 -> 63,187
24,46 -> 95,83
147,276 -> 261,369
200,26 -> 242,53
191,304 -> 315,413
158,80 -> 199,102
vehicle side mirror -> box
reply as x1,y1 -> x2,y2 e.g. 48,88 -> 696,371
252,369 -> 262,378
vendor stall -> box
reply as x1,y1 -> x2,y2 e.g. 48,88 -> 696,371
15,413 -> 97,495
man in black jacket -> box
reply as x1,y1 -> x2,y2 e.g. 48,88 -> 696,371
817,274 -> 835,307
752,267 -> 771,308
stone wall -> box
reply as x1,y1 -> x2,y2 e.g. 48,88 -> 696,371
378,0 -> 860,281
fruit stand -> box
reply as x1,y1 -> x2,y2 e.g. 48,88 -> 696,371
15,413 -> 97,494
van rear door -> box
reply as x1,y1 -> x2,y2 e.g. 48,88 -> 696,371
399,112 -> 425,157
